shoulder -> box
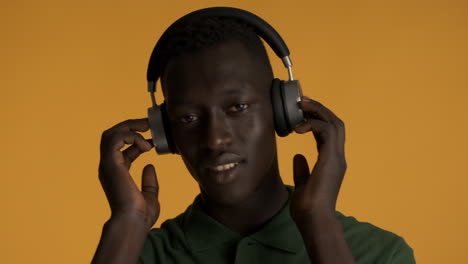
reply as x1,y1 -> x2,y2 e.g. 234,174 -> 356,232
146,212 -> 186,246
139,208 -> 193,264
146,208 -> 189,247
336,211 -> 415,264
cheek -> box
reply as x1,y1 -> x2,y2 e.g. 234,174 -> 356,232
235,105 -> 276,157
171,127 -> 199,175
250,102 -> 275,137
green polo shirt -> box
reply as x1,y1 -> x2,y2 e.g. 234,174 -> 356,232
139,186 -> 415,263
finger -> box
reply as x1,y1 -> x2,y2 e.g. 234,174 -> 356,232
122,138 -> 154,164
101,118 -> 151,152
294,118 -> 331,134
298,97 -> 332,122
106,131 -> 152,153
299,96 -> 342,125
141,164 -> 159,204
293,154 -> 310,187
297,96 -> 346,152
112,118 -> 151,133
335,119 -> 346,156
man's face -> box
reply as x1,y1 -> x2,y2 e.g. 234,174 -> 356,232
163,40 -> 278,205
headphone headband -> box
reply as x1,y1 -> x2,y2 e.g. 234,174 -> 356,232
146,7 -> 304,154
146,6 -> 293,92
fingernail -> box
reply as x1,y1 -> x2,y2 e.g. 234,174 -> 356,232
145,140 -> 153,149
302,96 -> 312,102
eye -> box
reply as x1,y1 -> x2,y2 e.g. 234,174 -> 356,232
229,103 -> 249,113
178,114 -> 199,124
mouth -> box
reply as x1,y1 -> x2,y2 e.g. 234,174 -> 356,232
209,162 -> 240,172
204,161 -> 243,184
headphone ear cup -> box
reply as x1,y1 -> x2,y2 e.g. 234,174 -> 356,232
281,80 -> 304,131
271,78 -> 290,137
147,101 -> 176,154
160,102 -> 177,154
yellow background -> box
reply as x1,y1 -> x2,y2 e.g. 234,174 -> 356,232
2,0 -> 467,263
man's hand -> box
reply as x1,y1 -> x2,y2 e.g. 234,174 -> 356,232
99,118 -> 159,229
290,96 -> 355,264
92,118 -> 159,264
290,96 -> 346,218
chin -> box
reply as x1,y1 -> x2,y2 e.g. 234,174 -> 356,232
199,179 -> 254,207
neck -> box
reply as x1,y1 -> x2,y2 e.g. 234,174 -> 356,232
200,166 -> 290,236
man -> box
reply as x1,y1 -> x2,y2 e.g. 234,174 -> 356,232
92,15 -> 415,264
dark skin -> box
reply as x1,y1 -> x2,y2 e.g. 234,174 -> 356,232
92,40 -> 355,263
162,40 -> 288,235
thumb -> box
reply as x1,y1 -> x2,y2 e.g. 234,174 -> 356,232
141,164 -> 159,203
293,154 -> 310,187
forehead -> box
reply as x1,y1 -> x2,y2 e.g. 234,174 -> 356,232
162,40 -> 271,103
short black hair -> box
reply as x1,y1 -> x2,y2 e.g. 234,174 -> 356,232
158,16 -> 273,95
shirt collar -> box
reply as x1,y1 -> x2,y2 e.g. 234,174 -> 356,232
182,185 -> 304,254
182,196 -> 242,252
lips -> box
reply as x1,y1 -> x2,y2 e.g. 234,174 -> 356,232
210,162 -> 240,172
202,152 -> 243,170
201,153 -> 244,184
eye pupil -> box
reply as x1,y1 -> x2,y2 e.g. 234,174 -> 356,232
235,104 -> 247,111
181,115 -> 196,124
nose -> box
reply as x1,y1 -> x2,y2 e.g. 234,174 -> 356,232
203,112 -> 233,151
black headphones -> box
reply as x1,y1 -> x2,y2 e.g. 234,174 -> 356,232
146,7 -> 304,154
